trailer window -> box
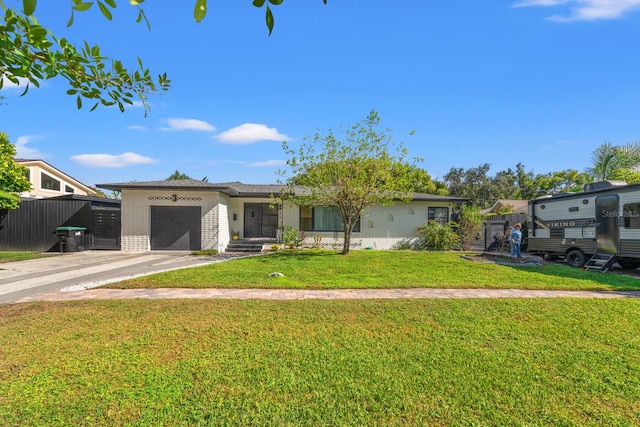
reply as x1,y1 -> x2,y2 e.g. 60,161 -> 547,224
623,203 -> 640,228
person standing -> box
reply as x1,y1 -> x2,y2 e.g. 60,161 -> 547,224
509,223 -> 523,258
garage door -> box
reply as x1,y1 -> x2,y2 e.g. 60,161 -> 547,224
150,206 -> 201,250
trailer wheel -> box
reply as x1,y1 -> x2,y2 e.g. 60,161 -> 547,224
566,250 -> 587,268
616,258 -> 640,270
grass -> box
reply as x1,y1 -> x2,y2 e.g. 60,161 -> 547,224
104,250 -> 640,291
0,251 -> 49,264
1,298 -> 639,426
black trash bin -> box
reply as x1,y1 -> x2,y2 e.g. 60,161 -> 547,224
55,226 -> 87,252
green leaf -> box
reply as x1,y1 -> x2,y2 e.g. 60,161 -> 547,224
194,0 -> 207,23
252,0 -> 266,6
103,0 -> 116,7
89,102 -> 99,112
266,5 -> 274,35
73,2 -> 94,12
76,95 -> 82,109
268,0 -> 284,5
97,2 -> 113,20
66,9 -> 75,27
22,0 -> 37,16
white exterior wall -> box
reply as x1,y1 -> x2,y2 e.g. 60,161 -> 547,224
280,200 -> 456,250
218,193 -> 232,252
120,188 -> 222,251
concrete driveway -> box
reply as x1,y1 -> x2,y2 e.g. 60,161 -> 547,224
0,250 -> 248,304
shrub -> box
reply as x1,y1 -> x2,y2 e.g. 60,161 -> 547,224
456,205 -> 485,251
416,220 -> 459,251
282,226 -> 304,249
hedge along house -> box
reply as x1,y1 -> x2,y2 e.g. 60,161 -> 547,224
97,179 -> 466,252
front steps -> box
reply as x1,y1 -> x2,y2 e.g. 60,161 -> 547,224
584,254 -> 616,272
226,238 -> 274,253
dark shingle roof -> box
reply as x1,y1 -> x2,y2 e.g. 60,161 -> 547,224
97,180 -> 465,202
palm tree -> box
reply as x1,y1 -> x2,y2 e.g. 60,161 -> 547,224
586,142 -> 640,181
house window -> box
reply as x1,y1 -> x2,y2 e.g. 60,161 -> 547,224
41,172 -> 61,191
300,206 -> 360,232
623,203 -> 640,228
428,207 -> 449,225
65,185 -> 75,194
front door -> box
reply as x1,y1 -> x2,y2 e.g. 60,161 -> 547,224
244,203 -> 278,238
595,194 -> 619,254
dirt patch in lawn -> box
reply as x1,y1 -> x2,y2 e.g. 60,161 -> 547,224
462,252 -> 544,267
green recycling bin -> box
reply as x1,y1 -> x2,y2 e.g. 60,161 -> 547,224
55,226 -> 87,252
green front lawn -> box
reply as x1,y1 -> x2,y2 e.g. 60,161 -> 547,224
105,250 -> 640,291
1,299 -> 639,426
0,251 -> 49,263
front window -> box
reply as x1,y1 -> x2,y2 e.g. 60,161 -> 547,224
300,206 -> 360,232
428,207 -> 449,225
41,172 -> 61,191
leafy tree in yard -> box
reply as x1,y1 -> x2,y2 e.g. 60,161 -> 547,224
0,133 -> 31,210
278,110 -> 420,255
1,0 -> 327,114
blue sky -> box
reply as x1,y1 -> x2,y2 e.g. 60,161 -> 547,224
2,0 -> 640,188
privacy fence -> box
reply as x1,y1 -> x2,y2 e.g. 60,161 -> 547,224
0,196 -> 121,252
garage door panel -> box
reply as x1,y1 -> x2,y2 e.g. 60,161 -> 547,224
150,206 -> 201,250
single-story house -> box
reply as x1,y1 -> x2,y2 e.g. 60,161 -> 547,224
97,179 -> 467,252
15,159 -> 96,199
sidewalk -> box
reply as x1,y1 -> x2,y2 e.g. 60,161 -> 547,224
14,287 -> 640,303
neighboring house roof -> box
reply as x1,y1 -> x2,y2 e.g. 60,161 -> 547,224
97,180 -> 467,202
15,158 -> 96,195
480,199 -> 528,215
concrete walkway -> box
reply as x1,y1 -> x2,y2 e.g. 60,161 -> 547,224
14,287 -> 640,303
3,251 -> 640,304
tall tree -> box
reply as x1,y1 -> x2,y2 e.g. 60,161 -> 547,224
443,164 -> 495,208
1,0 -> 327,113
0,133 -> 32,210
278,110 -> 419,255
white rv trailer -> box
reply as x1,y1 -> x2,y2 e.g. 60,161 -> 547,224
527,180 -> 640,269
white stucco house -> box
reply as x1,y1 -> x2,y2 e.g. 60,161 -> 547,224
97,179 -> 466,252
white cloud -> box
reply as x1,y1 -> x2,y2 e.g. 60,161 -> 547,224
248,160 -> 286,167
0,76 -> 31,91
216,123 -> 290,145
128,125 -> 147,131
513,0 -> 640,21
160,118 -> 216,132
14,135 -> 46,159
71,152 -> 158,168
